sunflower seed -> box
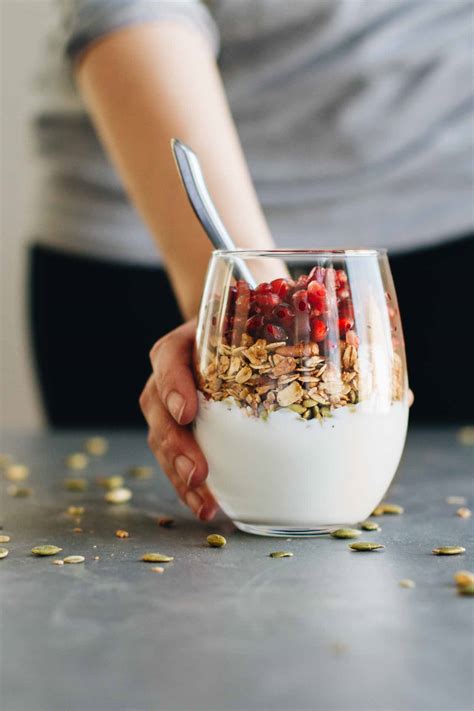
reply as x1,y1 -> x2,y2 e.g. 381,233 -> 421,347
454,571 -> 474,588
399,579 -> 416,588
64,555 -> 85,564
105,487 -> 132,504
5,464 -> 29,482
349,542 -> 385,552
0,535 -> 11,543
141,552 -> 174,563
207,534 -> 226,548
84,437 -> 108,456
64,478 -> 88,492
31,545 -> 62,556
0,548 -> 8,559
269,551 -> 293,558
432,546 -> 465,556
65,453 -> 89,470
330,528 -> 362,539
361,521 -> 380,531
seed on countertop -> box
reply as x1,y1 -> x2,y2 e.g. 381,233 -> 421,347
65,453 -> 89,470
381,503 -> 404,515
129,466 -> 153,479
454,571 -> 474,588
0,548 -> 9,559
456,507 -> 472,519
97,475 -> 124,490
269,551 -> 293,558
446,495 -> 467,505
7,485 -> 32,497
84,436 -> 108,456
151,566 -> 165,573
0,535 -> 11,543
457,426 -> 474,446
64,555 -> 85,564
330,528 -> 362,539
31,545 -> 62,556
141,552 -> 174,563
67,505 -> 85,516
458,584 -> 474,596
399,579 -> 416,589
158,516 -> 174,528
207,534 -> 227,548
64,478 -> 88,492
105,487 -> 132,504
432,546 -> 466,556
53,560 -> 64,566
5,464 -> 29,482
349,542 -> 385,552
361,521 -> 381,531
115,529 -> 129,539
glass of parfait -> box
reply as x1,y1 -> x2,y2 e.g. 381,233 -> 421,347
194,250 -> 409,537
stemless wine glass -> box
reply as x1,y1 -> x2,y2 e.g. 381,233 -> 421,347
194,250 -> 409,537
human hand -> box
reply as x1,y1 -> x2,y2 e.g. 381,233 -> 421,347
140,320 -> 218,521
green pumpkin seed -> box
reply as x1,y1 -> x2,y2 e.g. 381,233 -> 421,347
105,487 -> 132,504
64,555 -> 85,564
381,503 -> 404,514
458,584 -> 474,596
320,407 -> 332,418
330,528 -> 362,539
0,547 -> 9,559
32,545 -> 62,556
302,399 -> 319,408
287,404 -> 307,415
65,453 -> 89,470
432,546 -> 465,556
269,551 -> 293,558
349,542 -> 385,552
207,534 -> 227,548
64,478 -> 88,492
361,521 -> 380,531
141,552 -> 174,563
399,579 -> 416,588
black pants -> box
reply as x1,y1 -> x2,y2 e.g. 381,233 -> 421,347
29,239 -> 473,427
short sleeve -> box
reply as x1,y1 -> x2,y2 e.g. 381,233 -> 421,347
65,0 -> 220,61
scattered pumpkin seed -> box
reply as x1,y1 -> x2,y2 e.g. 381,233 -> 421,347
129,466 -> 153,479
5,464 -> 29,482
105,487 -> 132,504
457,426 -> 474,446
302,399 -> 319,408
31,545 -> 62,556
53,560 -> 64,566
371,505 -> 385,516
65,453 -> 89,470
0,548 -> 8,559
287,404 -> 307,415
64,478 -> 88,492
269,551 -> 293,558
141,552 -> 174,563
207,534 -> 227,548
454,571 -> 474,588
67,505 -> 85,516
458,584 -> 474,596
446,495 -> 467,505
349,542 -> 385,552
0,535 -> 11,543
432,546 -> 465,556
64,555 -> 85,564
381,503 -> 404,515
456,507 -> 472,519
115,529 -> 129,539
7,485 -> 32,497
158,516 -> 174,528
330,528 -> 361,539
84,436 -> 108,456
97,475 -> 124,490
399,579 -> 416,589
151,566 -> 165,573
361,521 -> 380,531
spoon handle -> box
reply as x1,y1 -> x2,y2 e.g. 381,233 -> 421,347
171,138 -> 255,286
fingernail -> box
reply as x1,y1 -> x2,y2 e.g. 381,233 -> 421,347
185,490 -> 203,514
198,504 -> 217,521
167,391 -> 185,423
174,454 -> 195,485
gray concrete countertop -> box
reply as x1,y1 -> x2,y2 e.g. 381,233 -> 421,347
1,427 -> 473,711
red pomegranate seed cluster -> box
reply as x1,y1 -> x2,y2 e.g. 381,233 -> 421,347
223,267 -> 358,349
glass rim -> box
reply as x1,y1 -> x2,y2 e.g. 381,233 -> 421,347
213,248 -> 387,258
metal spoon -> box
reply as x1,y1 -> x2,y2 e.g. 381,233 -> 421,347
171,138 -> 255,285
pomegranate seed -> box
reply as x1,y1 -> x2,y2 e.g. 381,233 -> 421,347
263,323 -> 288,343
310,318 -> 328,342
338,317 -> 354,333
336,269 -> 348,285
245,314 -> 264,337
337,288 -> 350,301
271,278 -> 290,299
272,303 -> 295,328
346,330 -> 360,347
292,289 -> 310,313
255,292 -> 280,315
255,282 -> 273,294
308,266 -> 326,283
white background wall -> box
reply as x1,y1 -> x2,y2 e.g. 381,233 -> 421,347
1,0 -> 54,429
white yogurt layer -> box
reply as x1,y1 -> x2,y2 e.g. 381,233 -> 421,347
195,395 -> 408,527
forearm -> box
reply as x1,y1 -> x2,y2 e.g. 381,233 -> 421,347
76,22 -> 274,318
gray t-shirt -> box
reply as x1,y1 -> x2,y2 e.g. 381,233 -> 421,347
35,0 -> 474,265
